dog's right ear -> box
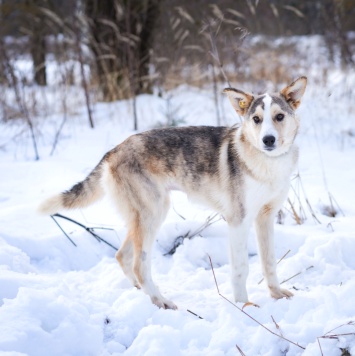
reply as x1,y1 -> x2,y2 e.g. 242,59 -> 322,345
223,88 -> 254,117
280,76 -> 307,110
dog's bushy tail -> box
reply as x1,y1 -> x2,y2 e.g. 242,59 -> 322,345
38,161 -> 106,215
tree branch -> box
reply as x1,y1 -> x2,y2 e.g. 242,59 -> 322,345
51,213 -> 118,251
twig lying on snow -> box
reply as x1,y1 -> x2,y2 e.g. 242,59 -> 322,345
164,213 -> 221,255
51,215 -> 77,247
187,309 -> 203,319
173,206 -> 186,220
274,322 -> 291,355
271,315 -> 286,340
51,213 -> 118,251
317,321 -> 355,356
236,344 -> 246,356
207,254 -> 305,351
280,265 -> 314,285
326,191 -> 345,217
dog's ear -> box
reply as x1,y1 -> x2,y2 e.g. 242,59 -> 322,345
223,88 -> 254,116
280,76 -> 307,109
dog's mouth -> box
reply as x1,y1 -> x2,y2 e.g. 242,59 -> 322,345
263,146 -> 275,151
262,145 -> 282,156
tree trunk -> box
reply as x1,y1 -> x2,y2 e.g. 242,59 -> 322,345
136,0 -> 161,94
85,0 -> 123,101
26,0 -> 47,86
85,0 -> 161,101
31,32 -> 47,86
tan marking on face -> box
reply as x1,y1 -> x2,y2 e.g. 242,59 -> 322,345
270,102 -> 300,151
243,104 -> 264,149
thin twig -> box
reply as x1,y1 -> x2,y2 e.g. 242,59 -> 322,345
287,197 -> 302,225
328,191 -> 345,217
318,332 -> 355,355
164,213 -> 221,255
289,174 -> 307,222
291,173 -> 321,224
207,254 -> 305,350
317,337 -> 324,356
209,254 -> 220,295
50,109 -> 67,156
236,344 -> 246,356
320,333 -> 355,339
280,265 -> 314,285
271,315 -> 284,337
187,309 -> 203,319
51,215 -> 77,247
316,320 -> 355,355
188,213 -> 221,239
51,213 -> 118,250
324,321 -> 355,336
173,206 -> 186,220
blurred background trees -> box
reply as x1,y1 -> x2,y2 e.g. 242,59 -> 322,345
84,0 -> 161,100
0,0 -> 354,104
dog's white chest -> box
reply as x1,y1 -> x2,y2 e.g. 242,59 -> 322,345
243,174 -> 287,221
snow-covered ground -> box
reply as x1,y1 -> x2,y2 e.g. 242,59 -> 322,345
1,59 -> 355,354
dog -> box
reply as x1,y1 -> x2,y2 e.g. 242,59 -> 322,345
39,76 -> 307,309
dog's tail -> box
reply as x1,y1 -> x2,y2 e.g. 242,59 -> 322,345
38,160 -> 106,215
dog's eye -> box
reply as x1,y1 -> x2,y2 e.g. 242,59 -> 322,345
253,116 -> 261,124
276,113 -> 284,122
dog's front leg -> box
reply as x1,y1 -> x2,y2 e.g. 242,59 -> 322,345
228,221 -> 251,303
255,207 -> 293,300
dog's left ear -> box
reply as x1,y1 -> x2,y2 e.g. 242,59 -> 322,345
281,76 -> 307,109
223,88 -> 254,117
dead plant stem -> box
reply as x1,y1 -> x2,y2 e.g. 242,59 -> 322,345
207,255 -> 305,350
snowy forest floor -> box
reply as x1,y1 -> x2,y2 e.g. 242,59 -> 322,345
1,60 -> 355,355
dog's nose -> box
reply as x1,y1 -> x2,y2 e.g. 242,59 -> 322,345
262,135 -> 276,147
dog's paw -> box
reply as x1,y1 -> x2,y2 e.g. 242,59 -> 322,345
151,296 -> 178,310
270,287 -> 294,300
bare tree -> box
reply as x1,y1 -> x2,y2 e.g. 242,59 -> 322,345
85,0 -> 162,102
25,0 -> 48,86
321,0 -> 354,67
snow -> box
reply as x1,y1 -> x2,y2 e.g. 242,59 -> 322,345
1,39 -> 355,355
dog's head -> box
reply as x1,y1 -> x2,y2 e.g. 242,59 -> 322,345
223,77 -> 307,156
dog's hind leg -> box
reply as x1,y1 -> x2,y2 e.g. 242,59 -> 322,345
130,196 -> 177,309
116,235 -> 140,289
107,163 -> 175,308
255,204 -> 293,300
